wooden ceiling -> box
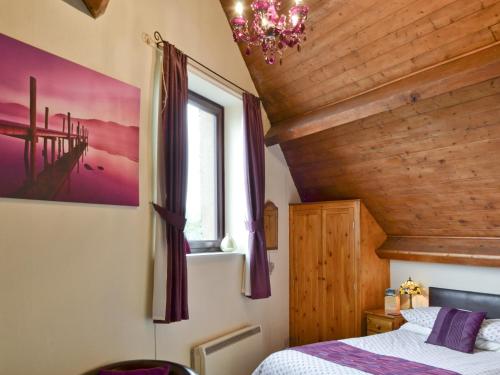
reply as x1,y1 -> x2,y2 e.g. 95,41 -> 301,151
220,0 -> 500,265
220,0 -> 500,126
281,74 -> 500,237
81,0 -> 110,18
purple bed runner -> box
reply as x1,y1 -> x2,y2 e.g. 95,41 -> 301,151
293,341 -> 459,375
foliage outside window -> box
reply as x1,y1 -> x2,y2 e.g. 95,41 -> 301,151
185,91 -> 224,253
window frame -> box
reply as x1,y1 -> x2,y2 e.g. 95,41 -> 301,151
186,90 -> 225,253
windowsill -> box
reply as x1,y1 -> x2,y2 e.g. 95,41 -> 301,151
187,251 -> 244,258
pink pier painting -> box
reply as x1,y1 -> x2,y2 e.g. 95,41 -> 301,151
0,33 -> 140,206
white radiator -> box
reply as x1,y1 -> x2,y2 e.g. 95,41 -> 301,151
192,325 -> 264,375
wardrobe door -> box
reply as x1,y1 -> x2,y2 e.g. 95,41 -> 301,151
322,206 -> 357,340
290,207 -> 323,346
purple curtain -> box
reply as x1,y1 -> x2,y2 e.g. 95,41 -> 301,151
243,92 -> 271,299
152,43 -> 190,323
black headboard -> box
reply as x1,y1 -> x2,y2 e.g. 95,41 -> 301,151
429,287 -> 500,319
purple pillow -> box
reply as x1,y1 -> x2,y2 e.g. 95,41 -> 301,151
99,365 -> 169,375
426,307 -> 486,353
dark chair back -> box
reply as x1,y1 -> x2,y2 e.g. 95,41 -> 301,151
82,359 -> 198,375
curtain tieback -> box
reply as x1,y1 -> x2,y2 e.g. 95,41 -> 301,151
152,203 -> 187,231
246,218 -> 263,233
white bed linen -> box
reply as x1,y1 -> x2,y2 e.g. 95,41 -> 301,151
253,325 -> 500,375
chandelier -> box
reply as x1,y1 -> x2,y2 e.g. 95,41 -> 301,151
230,0 -> 309,65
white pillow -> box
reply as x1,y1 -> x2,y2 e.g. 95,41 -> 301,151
400,307 -> 441,329
475,338 -> 500,352
478,319 -> 500,344
399,322 -> 432,336
400,320 -> 500,352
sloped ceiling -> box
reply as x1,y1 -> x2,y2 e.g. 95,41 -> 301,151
282,75 -> 500,237
220,0 -> 500,265
81,0 -> 110,18
220,0 -> 500,124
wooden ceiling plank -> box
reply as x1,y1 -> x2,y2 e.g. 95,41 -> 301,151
285,89 -> 500,163
295,193 -> 500,235
292,136 -> 500,189
243,0 -> 384,118
265,0 -> 483,117
362,195 -> 500,213
338,207 -> 500,229
293,159 -> 500,201
322,185 -> 498,203
295,158 -> 500,201
299,185 -> 500,209
308,192 -> 500,213
280,84 -> 432,144
309,209 -> 500,237
283,78 -> 500,163
220,0 -> 500,126
264,0 -> 463,107
301,198 -> 500,237
81,0 -> 110,18
317,30 -> 496,113
282,28 -> 496,120
287,108 -> 500,214
491,22 -> 500,39
287,104 -> 500,169
256,0 -> 418,87
376,236 -> 500,267
275,2 -> 500,119
265,43 -> 500,145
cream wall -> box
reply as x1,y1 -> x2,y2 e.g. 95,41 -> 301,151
391,261 -> 500,307
156,144 -> 299,363
0,1 -> 299,374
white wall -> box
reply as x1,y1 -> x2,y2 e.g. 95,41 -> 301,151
0,1 -> 299,374
391,260 -> 500,307
155,144 -> 299,365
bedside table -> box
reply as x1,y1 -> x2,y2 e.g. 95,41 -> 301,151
365,309 -> 405,336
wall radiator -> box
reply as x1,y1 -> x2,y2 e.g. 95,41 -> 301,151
192,325 -> 264,375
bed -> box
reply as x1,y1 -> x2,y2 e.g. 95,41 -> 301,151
253,287 -> 500,375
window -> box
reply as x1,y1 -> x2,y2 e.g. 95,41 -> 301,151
185,91 -> 224,253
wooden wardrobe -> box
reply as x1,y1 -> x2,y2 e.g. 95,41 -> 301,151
289,200 -> 389,346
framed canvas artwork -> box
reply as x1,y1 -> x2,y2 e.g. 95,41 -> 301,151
0,33 -> 140,206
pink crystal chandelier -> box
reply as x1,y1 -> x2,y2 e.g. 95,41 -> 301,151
230,0 -> 310,65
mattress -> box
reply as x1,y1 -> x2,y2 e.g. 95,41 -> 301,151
253,325 -> 500,375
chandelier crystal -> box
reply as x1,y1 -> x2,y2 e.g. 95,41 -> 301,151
230,0 -> 310,65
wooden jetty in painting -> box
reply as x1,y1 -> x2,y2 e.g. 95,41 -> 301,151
0,76 -> 89,200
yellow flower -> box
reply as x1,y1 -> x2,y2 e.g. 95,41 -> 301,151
399,277 -> 421,295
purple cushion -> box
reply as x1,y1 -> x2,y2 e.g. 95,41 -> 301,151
426,307 -> 486,353
99,365 -> 169,375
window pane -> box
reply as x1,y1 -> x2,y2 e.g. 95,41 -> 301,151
185,102 -> 218,242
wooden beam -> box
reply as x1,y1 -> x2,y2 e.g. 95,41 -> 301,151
81,0 -> 110,18
265,43 -> 500,146
29,77 -> 37,182
376,236 -> 500,267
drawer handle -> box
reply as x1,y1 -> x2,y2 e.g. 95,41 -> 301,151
376,325 -> 381,330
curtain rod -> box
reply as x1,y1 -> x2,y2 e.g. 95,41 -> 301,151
153,31 -> 261,101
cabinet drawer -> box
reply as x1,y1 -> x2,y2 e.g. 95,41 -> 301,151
367,316 -> 393,333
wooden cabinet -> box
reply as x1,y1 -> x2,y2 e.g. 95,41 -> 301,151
365,309 -> 405,336
289,200 -> 389,346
